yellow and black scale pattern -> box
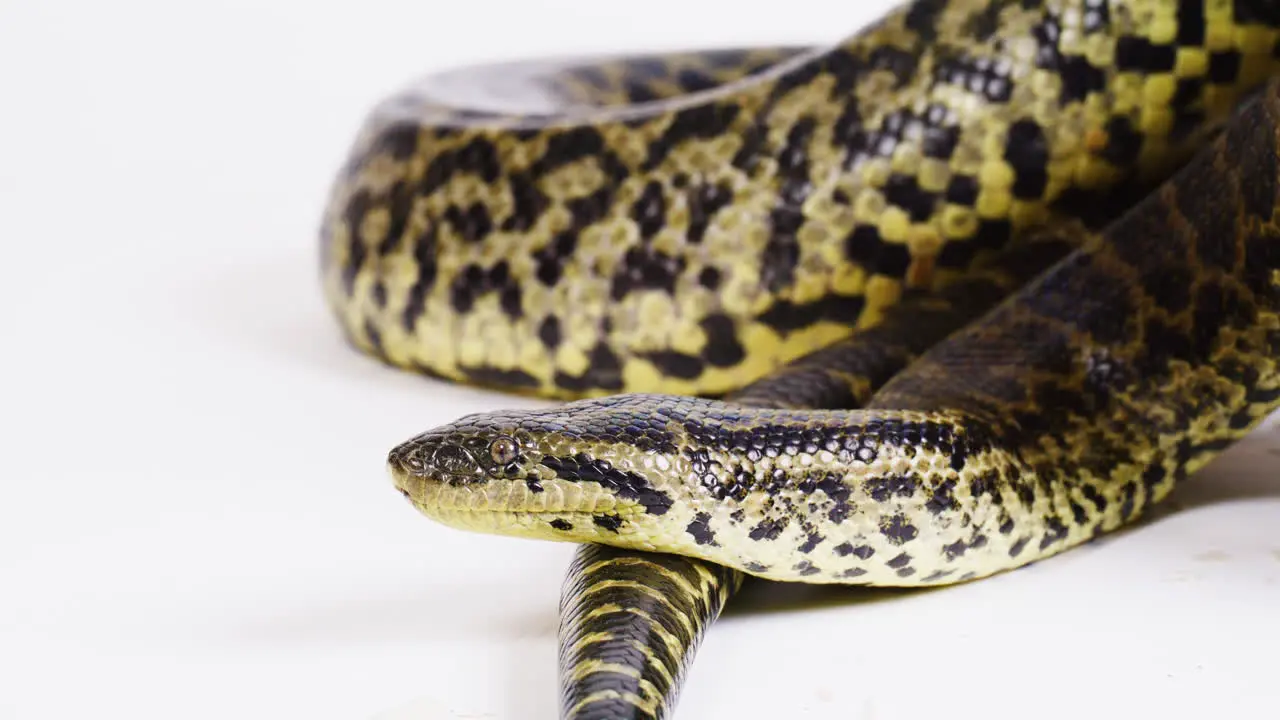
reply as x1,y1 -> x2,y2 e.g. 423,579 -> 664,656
320,1 -> 1280,718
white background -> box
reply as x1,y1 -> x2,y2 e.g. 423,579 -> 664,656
3,1 -> 1279,719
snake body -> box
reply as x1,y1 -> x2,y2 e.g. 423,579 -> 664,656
321,1 -> 1280,717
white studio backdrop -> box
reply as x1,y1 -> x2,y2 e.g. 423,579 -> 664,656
1,2 -> 1278,719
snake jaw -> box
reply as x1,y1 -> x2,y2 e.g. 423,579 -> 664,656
386,418 -> 670,543
388,454 -> 657,544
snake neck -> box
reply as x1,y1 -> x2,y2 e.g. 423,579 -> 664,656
389,396 -> 1051,585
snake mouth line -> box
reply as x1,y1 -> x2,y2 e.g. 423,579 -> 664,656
398,490 -> 647,543
391,470 -> 632,518
402,495 -> 630,517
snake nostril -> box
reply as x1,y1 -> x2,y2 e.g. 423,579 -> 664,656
388,443 -> 426,474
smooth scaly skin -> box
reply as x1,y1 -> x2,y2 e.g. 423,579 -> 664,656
553,229 -> 1085,719
390,81 -> 1280,700
322,1 -> 1280,717
323,0 -> 1280,400
557,545 -> 741,720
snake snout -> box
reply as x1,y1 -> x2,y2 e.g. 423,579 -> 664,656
387,434 -> 490,486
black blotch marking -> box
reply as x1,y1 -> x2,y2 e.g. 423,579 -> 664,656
1005,119 -> 1049,199
688,182 -> 734,243
864,474 -> 918,502
645,103 -> 742,170
1058,56 -> 1107,103
400,226 -> 439,333
886,552 -> 912,569
883,174 -> 937,222
541,454 -> 672,515
555,343 -> 625,392
749,517 -> 788,541
1208,50 -> 1243,83
922,122 -> 960,160
499,286 -> 523,320
643,351 -> 705,380
1114,36 -> 1177,73
946,174 -> 980,205
529,127 -> 621,183
816,474 -> 853,524
611,246 -> 686,300
419,138 -> 502,196
926,479 -> 959,514
1038,517 -> 1069,550
798,533 -> 824,554
549,519 -> 573,531
794,560 -> 821,577
903,0 -> 946,40
963,1 -> 1003,40
1098,116 -> 1143,166
757,294 -> 866,333
1177,0 -> 1206,45
701,314 -> 746,368
534,231 -> 578,287
631,181 -> 667,239
567,187 -> 616,229
593,514 -> 624,533
338,190 -> 373,295
538,316 -> 563,349
362,319 -> 386,360
1230,408 -> 1257,430
881,514 -> 919,545
442,203 -> 494,243
1009,537 -> 1030,558
845,224 -> 913,277
761,213 -> 803,292
685,513 -> 716,545
503,172 -> 550,233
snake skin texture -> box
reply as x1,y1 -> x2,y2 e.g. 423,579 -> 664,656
558,545 -> 741,720
551,227 -> 1087,719
323,0 -> 1280,400
320,1 -> 1280,718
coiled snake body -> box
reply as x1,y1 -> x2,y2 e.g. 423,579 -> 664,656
321,1 -> 1280,717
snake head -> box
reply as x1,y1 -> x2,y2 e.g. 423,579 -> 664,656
387,394 -> 694,545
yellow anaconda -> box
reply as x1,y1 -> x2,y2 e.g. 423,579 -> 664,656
319,1 -> 1280,718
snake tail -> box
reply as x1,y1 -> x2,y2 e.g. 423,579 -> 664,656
558,544 -> 742,720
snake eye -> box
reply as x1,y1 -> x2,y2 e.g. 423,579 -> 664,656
488,436 -> 519,465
